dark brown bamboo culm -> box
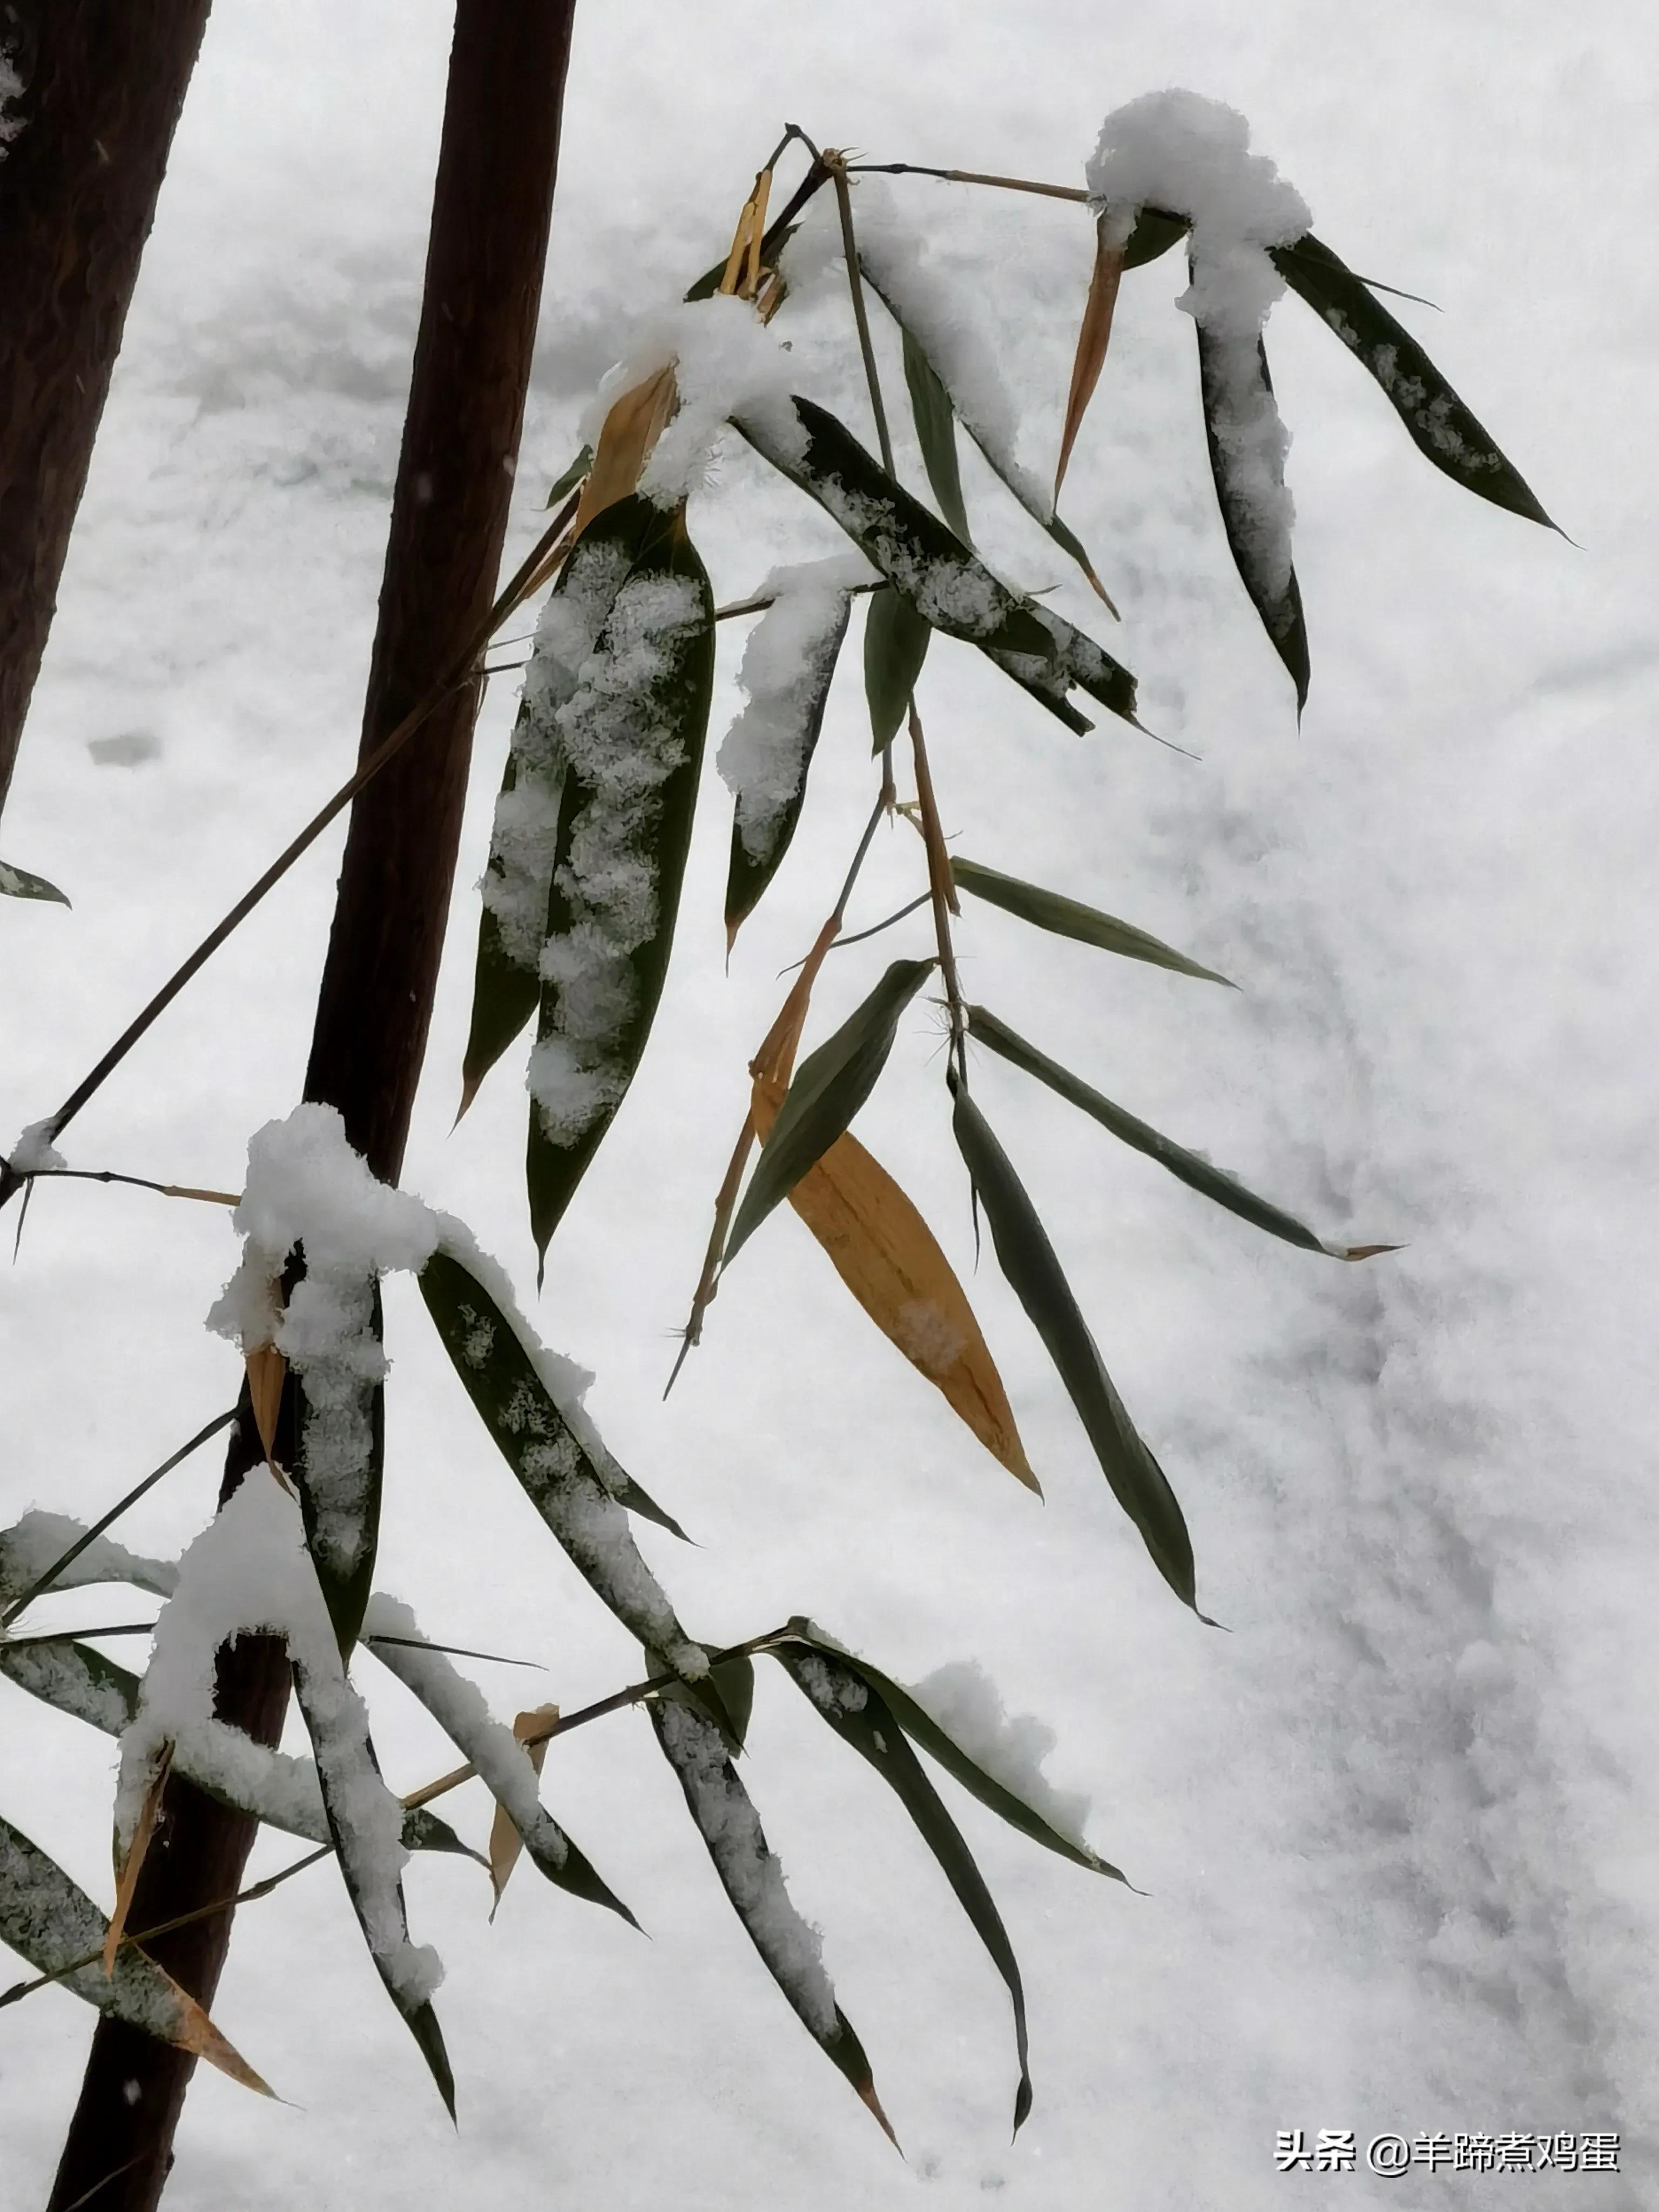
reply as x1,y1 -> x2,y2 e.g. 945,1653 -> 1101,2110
43,7 -> 578,2206
0,0 -> 215,827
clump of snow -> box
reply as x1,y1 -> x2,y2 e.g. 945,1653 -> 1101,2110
852,176 -> 1053,523
579,295 -> 806,508
208,1105 -> 439,1593
8,1119 -> 65,1174
1,1641 -> 136,1738
1088,91 -> 1311,600
716,555 -> 870,860
653,1695 -> 838,2035
907,1658 -> 1093,1849
527,568 -> 706,1148
774,192 -> 846,302
0,47 -> 23,155
117,1472 -> 440,2007
0,1512 -> 178,1607
791,1649 -> 869,1721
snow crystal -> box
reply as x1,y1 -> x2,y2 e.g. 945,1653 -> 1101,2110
526,568 -> 706,1147
116,1472 -> 440,2008
0,1512 -> 178,1606
1087,92 -> 1311,599
208,1105 -> 439,1593
579,295 -> 806,507
906,1659 -> 1093,1848
853,176 -> 1052,522
716,555 -> 871,860
8,1118 -> 65,1174
363,1594 -> 561,1858
655,1696 -> 837,2035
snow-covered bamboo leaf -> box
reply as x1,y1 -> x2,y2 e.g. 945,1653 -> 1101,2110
863,583 -> 931,752
977,599 -> 1138,732
418,1242 -> 710,1687
735,395 -> 1058,662
949,1083 -> 1201,1612
1,1637 -> 140,1734
777,1621 -> 1127,1883
487,1704 -> 558,1905
364,1596 -> 637,1927
967,1007 -> 1394,1262
750,1069 -> 1037,1491
952,858 -> 1233,985
1055,217 -> 1124,502
526,499 -> 716,1266
0,1813 -> 271,2093
0,860 -> 70,906
1196,323 -> 1309,713
769,1637 -> 1035,2133
725,957 -> 935,1265
292,1278 -> 383,1655
462,499 -> 659,1120
719,557 -> 863,945
1273,232 -> 1554,528
900,325 -> 970,542
0,1512 -> 178,1611
647,1688 -> 896,2144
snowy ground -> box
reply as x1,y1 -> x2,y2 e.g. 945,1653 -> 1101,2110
3,3 -> 1657,2206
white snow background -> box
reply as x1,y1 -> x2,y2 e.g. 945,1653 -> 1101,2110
3,2 -> 1656,2206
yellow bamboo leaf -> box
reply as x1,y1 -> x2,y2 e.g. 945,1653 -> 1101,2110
571,364 -> 679,540
166,1980 -> 275,2096
488,1703 -> 559,1913
752,1074 -> 1038,1492
1054,215 -> 1125,502
245,1342 -> 287,1468
105,1744 -> 173,1977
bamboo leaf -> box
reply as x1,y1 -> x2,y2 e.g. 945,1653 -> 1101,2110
527,501 -> 716,1267
459,747 -> 543,1121
863,583 -> 932,752
0,1814 -> 272,2092
735,395 -> 1059,661
570,365 -> 679,540
949,1082 -> 1201,1611
724,583 -> 855,946
1055,217 -> 1125,501
967,1007 -> 1394,1262
488,1705 -> 558,1907
1,1637 -> 140,1734
751,1070 -> 1037,1489
245,1343 -> 287,1468
292,1279 -> 383,1655
977,598 -> 1138,732
770,1637 -> 1035,2132
365,1605 -> 635,1928
900,325 -> 970,542
1122,206 -> 1189,270
288,1654 -> 455,2117
1273,232 -> 1555,528
952,858 -> 1233,986
419,1243 -> 712,1694
545,444 -> 593,507
777,1620 -> 1128,1883
648,1688 -> 898,2146
724,957 -> 935,1265
1195,322 -> 1309,713
0,861 -> 70,906
1,1511 -> 178,1613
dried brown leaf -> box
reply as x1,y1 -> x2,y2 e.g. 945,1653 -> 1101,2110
752,1074 -> 1038,1490
1054,215 -> 1125,502
104,1745 -> 173,1977
245,1343 -> 286,1468
571,365 -> 679,540
488,1703 -> 559,1910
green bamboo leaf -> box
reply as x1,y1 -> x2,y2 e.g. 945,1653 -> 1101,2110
0,1814 -> 272,2091
775,1620 -> 1125,1880
0,861 -> 70,906
770,1636 -> 1036,2133
648,1688 -> 898,2145
1,1637 -> 139,1733
977,598 -> 1138,732
527,500 -> 716,1267
949,1082 -> 1201,1612
735,395 -> 1058,662
706,1649 -> 756,1755
1273,232 -> 1555,528
292,1278 -> 383,1656
952,858 -> 1233,986
724,583 -> 855,945
864,583 -> 932,752
1194,322 -> 1309,713
900,325 -> 970,542
419,1243 -> 712,1696
365,1600 -> 636,1925
0,1510 -> 178,1613
724,956 -> 935,1265
967,1007 -> 1394,1262
545,444 -> 593,507
1122,206 -> 1190,270
287,1657 -> 455,2117
462,498 -> 657,1121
